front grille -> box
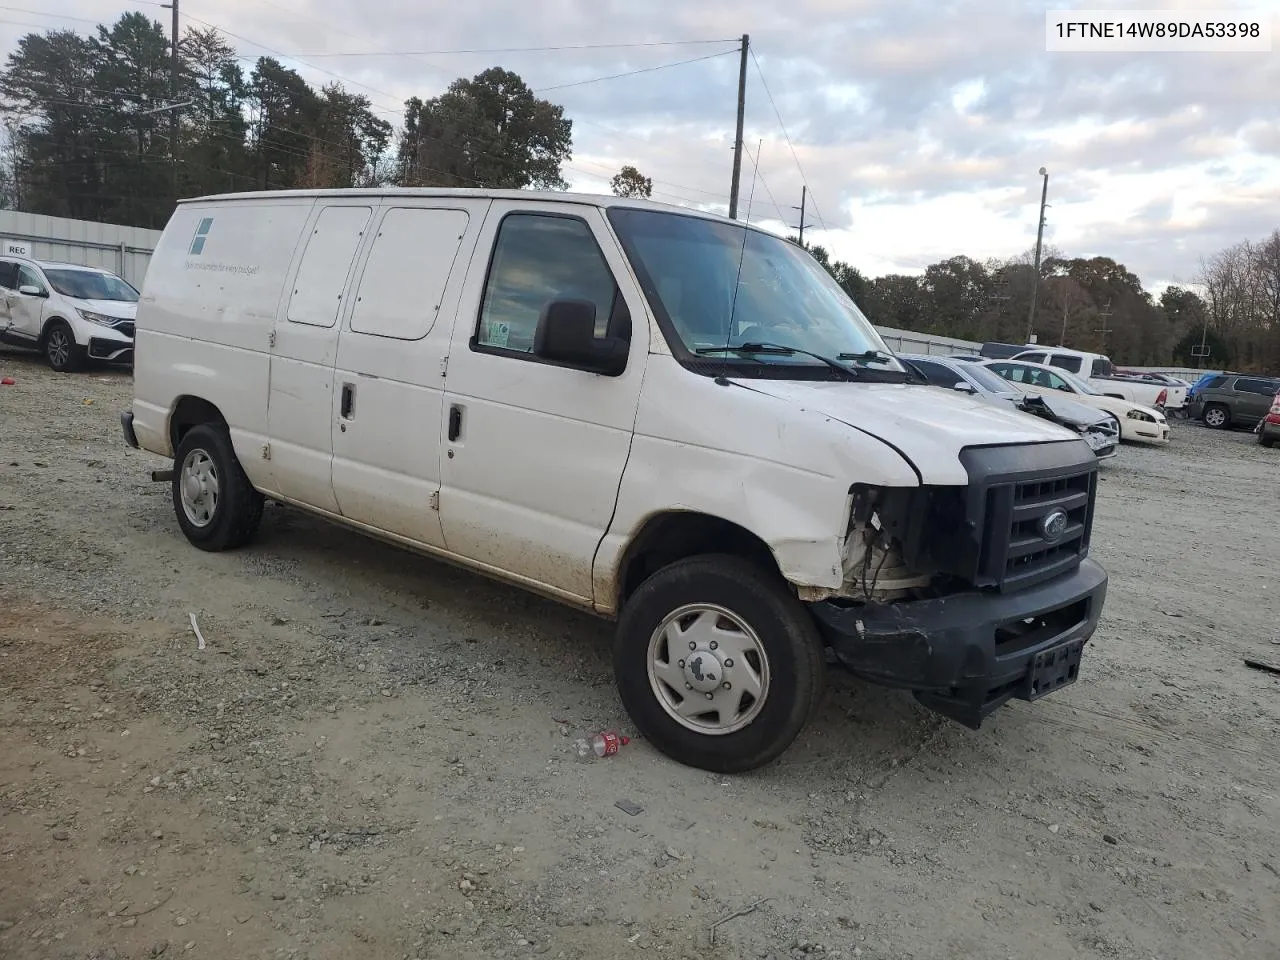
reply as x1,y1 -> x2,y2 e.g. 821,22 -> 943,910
114,320 -> 135,338
959,442 -> 1098,593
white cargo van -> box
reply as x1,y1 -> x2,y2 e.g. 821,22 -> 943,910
121,189 -> 1109,772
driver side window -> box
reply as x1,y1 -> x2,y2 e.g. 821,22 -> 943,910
476,213 -> 622,357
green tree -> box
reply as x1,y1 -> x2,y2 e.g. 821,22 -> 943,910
921,255 -> 993,338
180,25 -> 254,194
92,12 -> 175,226
247,57 -> 322,190
862,274 -> 930,330
610,164 -> 652,198
301,84 -> 393,188
0,28 -> 106,220
1173,325 -> 1230,368
397,67 -> 572,190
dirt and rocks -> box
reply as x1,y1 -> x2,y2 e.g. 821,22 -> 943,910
1,349 -> 1278,960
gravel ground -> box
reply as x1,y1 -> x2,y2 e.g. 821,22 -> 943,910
2,348 -> 1279,960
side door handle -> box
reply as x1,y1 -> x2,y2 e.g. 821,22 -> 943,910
340,382 -> 355,420
447,404 -> 463,442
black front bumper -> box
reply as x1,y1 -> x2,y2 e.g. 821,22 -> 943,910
810,558 -> 1108,729
88,337 -> 133,363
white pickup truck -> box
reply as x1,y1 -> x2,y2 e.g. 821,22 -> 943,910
1010,347 -> 1186,411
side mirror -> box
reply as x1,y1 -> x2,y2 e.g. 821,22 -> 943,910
533,299 -> 628,376
17,284 -> 44,297
953,381 -> 976,393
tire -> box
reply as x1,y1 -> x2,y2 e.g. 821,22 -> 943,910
1260,432 -> 1275,449
172,423 -> 265,551
43,319 -> 83,373
1201,404 -> 1230,429
613,554 -> 825,774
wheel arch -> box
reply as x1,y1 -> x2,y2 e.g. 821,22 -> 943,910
38,316 -> 72,346
612,510 -> 785,614
169,395 -> 229,452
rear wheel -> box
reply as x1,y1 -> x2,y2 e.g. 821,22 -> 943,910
1202,404 -> 1229,429
43,320 -> 83,373
613,554 -> 825,773
172,424 -> 264,551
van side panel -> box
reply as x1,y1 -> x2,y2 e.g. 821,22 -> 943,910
329,201 -> 488,549
133,199 -> 315,480
265,202 -> 374,512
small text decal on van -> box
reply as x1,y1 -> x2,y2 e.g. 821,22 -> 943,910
189,217 -> 214,255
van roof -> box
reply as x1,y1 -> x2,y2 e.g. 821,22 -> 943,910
181,187 -> 740,226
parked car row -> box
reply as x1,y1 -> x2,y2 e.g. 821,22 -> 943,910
901,354 -> 1120,459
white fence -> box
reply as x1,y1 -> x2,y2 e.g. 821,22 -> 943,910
0,211 -> 161,288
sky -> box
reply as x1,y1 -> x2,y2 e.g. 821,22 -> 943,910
2,1 -> 1278,292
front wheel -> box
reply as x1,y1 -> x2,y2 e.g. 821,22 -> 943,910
613,554 -> 825,773
172,424 -> 265,551
43,320 -> 83,373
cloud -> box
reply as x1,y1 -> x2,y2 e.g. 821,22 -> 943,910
4,0 -> 1279,291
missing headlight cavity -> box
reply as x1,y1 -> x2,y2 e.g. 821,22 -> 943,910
841,484 -> 970,603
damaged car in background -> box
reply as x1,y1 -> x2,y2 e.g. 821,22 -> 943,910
903,353 -> 1119,460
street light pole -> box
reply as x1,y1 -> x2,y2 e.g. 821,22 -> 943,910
1026,166 -> 1048,344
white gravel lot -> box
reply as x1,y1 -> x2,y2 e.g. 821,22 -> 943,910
2,349 -> 1278,960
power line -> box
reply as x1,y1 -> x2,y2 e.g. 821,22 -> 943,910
296,39 -> 741,58
533,49 -> 739,94
0,6 -> 102,24
749,48 -> 829,232
179,11 -> 409,116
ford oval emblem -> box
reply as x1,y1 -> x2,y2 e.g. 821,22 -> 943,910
1040,509 -> 1069,542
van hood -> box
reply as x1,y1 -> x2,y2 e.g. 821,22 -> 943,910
72,298 -> 137,320
733,378 -> 1080,485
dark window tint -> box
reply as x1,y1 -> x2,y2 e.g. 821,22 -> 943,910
476,214 -> 619,355
1236,377 -> 1280,396
910,358 -> 963,388
0,260 -> 17,289
1204,375 -> 1228,389
1049,354 -> 1083,373
1090,358 -> 1114,376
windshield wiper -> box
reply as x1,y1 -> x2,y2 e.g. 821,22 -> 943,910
837,349 -> 895,365
696,341 -> 860,380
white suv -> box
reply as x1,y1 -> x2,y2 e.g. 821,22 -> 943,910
0,257 -> 137,372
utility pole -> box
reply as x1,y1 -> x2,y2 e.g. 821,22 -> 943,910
794,185 -> 807,245
727,33 -> 749,220
162,0 -> 180,195
1024,165 -> 1044,345
1095,299 -> 1114,351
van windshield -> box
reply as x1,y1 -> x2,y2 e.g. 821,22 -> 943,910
44,268 -> 139,302
607,208 -> 903,378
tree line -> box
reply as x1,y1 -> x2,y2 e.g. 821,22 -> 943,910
0,11 -> 1273,371
0,12 -> 580,225
792,232 -> 1280,372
